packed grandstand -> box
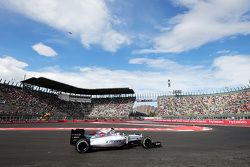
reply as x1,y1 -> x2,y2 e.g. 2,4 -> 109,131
0,77 -> 135,121
158,89 -> 250,119
0,77 -> 249,121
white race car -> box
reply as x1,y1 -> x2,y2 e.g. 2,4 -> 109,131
70,128 -> 161,153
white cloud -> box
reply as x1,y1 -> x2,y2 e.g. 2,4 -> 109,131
2,0 -> 130,52
129,58 -> 184,70
101,30 -> 131,52
213,55 -> 250,85
138,0 -> 250,54
216,50 -> 232,55
129,58 -> 205,74
0,56 -> 27,81
1,54 -> 250,94
32,42 -> 58,57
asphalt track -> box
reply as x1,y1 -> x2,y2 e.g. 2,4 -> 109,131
0,122 -> 250,167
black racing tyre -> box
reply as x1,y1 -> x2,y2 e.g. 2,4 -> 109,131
76,139 -> 90,153
141,136 -> 152,149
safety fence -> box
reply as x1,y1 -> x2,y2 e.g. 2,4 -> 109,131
0,118 -> 128,124
1,118 -> 250,126
151,119 -> 250,126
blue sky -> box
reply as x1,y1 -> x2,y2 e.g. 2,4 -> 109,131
0,0 -> 250,94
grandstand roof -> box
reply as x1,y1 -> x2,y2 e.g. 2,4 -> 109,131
21,77 -> 135,95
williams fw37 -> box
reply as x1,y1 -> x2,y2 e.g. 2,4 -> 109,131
70,128 -> 162,153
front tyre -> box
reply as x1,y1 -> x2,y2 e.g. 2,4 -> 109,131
76,139 -> 90,153
141,137 -> 152,149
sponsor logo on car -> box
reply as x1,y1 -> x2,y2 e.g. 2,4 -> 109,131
106,140 -> 122,143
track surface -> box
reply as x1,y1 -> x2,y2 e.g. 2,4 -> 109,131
0,122 -> 250,167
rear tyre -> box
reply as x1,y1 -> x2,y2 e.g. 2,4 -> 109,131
141,137 -> 152,149
76,139 -> 90,153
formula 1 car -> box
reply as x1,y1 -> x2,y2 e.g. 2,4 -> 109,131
70,128 -> 161,153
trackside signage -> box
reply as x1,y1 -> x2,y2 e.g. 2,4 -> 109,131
153,119 -> 250,126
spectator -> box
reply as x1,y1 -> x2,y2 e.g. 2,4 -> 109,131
157,89 -> 250,119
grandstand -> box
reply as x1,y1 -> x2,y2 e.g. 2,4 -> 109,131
1,76 -> 250,121
0,77 -> 135,121
157,87 -> 250,119
133,105 -> 158,117
90,97 -> 135,119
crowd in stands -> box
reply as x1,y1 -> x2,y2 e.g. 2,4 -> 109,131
0,84 -> 67,119
157,88 -> 250,118
1,79 -> 250,120
0,82 -> 135,120
89,97 -> 135,118
133,105 -> 158,116
0,84 -> 88,119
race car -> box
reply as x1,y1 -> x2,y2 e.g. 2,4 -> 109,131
70,128 -> 161,153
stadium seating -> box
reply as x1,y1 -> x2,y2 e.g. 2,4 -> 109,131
0,84 -> 67,119
157,88 -> 250,119
89,97 -> 135,119
0,82 -> 135,120
1,79 -> 249,121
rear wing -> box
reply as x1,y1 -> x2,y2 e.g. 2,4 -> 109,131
70,129 -> 85,145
